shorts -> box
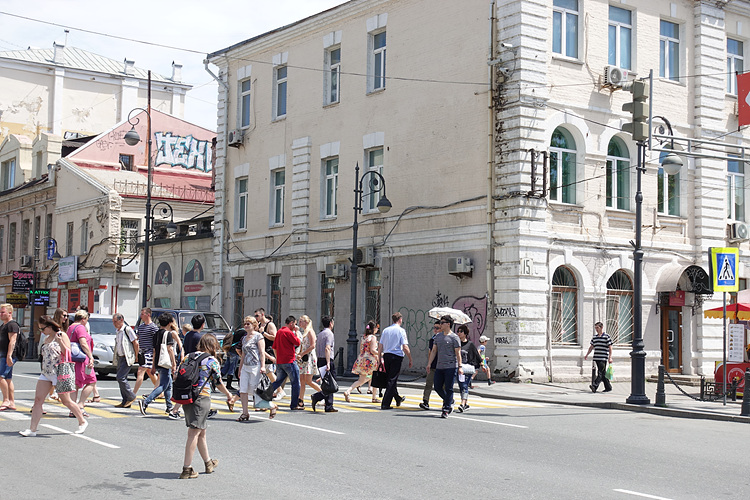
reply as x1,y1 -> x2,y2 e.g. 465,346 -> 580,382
0,355 -> 15,379
239,365 -> 260,394
139,351 -> 153,369
39,373 -> 58,385
184,395 -> 211,429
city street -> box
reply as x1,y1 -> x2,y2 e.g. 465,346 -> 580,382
2,361 -> 747,499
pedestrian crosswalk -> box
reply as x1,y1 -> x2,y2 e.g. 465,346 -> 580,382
0,390 -> 544,421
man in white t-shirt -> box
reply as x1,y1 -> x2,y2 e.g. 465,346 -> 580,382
377,312 -> 412,410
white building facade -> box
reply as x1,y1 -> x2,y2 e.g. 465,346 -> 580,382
208,0 -> 750,381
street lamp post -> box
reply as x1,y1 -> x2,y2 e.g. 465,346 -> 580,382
626,117 -> 682,405
27,236 -> 61,359
347,163 -> 392,376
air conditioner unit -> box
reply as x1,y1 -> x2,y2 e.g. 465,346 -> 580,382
325,263 -> 347,279
20,255 -> 33,268
355,246 -> 375,267
730,222 -> 749,241
604,65 -> 629,88
448,256 -> 473,275
227,129 -> 243,147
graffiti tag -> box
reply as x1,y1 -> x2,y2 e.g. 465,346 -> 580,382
495,306 -> 517,318
432,291 -> 450,308
452,295 -> 487,345
155,132 -> 213,172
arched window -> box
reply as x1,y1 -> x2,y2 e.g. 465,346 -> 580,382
551,266 -> 578,344
550,128 -> 577,204
606,270 -> 634,345
606,137 -> 630,210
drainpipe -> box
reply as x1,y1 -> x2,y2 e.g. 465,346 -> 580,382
486,0 -> 497,361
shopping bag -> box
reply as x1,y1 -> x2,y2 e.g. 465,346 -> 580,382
605,363 -> 614,381
371,366 -> 388,389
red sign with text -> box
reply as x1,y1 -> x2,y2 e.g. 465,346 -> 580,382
737,72 -> 750,127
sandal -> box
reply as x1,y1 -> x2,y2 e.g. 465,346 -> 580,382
269,407 -> 277,419
87,396 -> 101,403
237,413 -> 249,422
49,394 -> 60,402
297,400 -> 305,409
226,400 -> 235,412
367,389 -> 373,394
355,387 -> 362,394
372,398 -> 381,403
344,392 -> 351,403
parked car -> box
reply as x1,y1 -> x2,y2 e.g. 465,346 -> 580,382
138,309 -> 231,346
69,313 -> 131,378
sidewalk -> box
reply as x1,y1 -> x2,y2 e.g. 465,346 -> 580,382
392,376 -> 750,424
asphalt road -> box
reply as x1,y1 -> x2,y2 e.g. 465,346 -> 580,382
2,361 -> 747,499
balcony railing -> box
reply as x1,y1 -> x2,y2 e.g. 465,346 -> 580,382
113,180 -> 215,203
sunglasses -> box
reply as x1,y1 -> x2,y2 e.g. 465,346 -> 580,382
433,324 -> 440,328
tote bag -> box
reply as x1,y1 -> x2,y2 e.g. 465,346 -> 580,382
55,348 -> 76,394
157,331 -> 172,369
371,364 -> 388,389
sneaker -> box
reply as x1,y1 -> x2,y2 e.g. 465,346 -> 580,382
138,399 -> 148,416
273,390 -> 286,401
75,421 -> 88,434
440,411 -> 448,418
204,458 -> 219,474
463,404 -> 470,410
207,409 -> 218,419
179,467 -> 198,479
488,380 -> 495,386
19,429 -> 37,437
447,406 -> 453,414
167,410 -> 182,420
457,404 -> 464,413
395,395 -> 404,407
418,402 -> 429,410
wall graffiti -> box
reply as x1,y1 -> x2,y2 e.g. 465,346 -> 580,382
95,130 -> 127,151
494,306 -> 517,318
452,295 -> 487,345
155,132 -> 213,172
398,307 -> 431,354
432,291 -> 450,308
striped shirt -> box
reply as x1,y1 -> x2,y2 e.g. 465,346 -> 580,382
137,321 -> 158,354
590,333 -> 612,361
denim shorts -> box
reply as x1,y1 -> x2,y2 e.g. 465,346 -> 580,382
0,354 -> 15,379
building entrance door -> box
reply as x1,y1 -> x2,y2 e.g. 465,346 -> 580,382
660,307 -> 682,373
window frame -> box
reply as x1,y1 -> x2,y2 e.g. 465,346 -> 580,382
551,266 -> 578,345
321,272 -> 335,319
363,148 -> 384,213
239,78 -> 252,129
233,278 -> 245,331
269,275 -> 281,326
1,158 -> 16,191
549,127 -> 578,205
727,156 -> 746,222
236,177 -> 248,231
80,219 -> 88,255
659,20 -> 680,82
66,221 -> 74,257
0,225 -> 4,261
606,137 -> 631,211
8,222 -> 16,260
552,0 -> 579,59
605,270 -> 634,346
273,65 -> 287,120
728,38 -> 744,95
322,157 -> 339,219
120,219 -> 140,254
325,46 -> 341,105
608,5 -> 632,70
270,168 -> 285,226
21,219 -> 30,256
365,268 -> 381,327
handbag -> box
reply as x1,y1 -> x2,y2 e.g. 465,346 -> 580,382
158,331 -> 172,369
55,348 -> 76,394
321,369 -> 338,394
255,373 -> 274,401
70,341 -> 87,363
371,364 -> 388,389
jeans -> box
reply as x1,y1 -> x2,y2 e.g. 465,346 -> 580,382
272,362 -> 300,409
382,353 -> 403,409
143,366 -> 173,410
592,360 -> 612,392
116,357 -> 136,403
433,368 -> 457,411
457,372 -> 473,400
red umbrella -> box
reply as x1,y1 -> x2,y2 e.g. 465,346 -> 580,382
703,303 -> 750,320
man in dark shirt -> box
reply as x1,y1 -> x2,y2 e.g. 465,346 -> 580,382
0,303 -> 20,411
420,320 -> 441,410
183,315 -> 206,354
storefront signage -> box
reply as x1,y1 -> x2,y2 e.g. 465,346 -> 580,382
728,324 -> 745,363
184,284 -> 203,293
12,271 -> 34,292
58,256 -> 78,283
6,293 -> 28,308
29,289 -> 50,307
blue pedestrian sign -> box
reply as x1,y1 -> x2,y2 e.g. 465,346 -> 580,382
709,247 -> 739,292
46,239 -> 56,261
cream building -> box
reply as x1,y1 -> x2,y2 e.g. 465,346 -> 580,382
208,0 -> 750,382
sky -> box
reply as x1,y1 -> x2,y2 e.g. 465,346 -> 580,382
0,0 -> 350,131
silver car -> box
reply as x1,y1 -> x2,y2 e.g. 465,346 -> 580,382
70,313 -> 130,377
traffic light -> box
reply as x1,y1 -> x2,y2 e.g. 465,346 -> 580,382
622,80 -> 649,142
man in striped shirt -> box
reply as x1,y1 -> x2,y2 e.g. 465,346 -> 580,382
584,322 -> 612,393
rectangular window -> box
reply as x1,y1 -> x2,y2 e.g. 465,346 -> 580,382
608,6 -> 632,70
45,213 -> 52,240
552,0 -> 578,59
549,149 -> 576,204
236,177 -> 248,230
119,154 -> 134,171
606,158 -> 630,210
66,221 -> 74,256
371,31 -> 386,91
364,148 -> 384,212
660,20 -> 680,82
271,169 -> 285,226
728,38 -> 744,95
34,216 -> 41,256
365,269 -> 381,327
728,157 -> 745,221
273,66 -> 287,119
81,219 -> 88,254
321,273 -> 335,319
323,157 -> 339,218
326,47 -> 341,105
1,158 -> 16,190
120,219 -> 139,253
657,168 -> 680,216
8,222 -> 16,260
21,219 -> 30,256
233,278 -> 245,331
240,79 -> 252,128
0,225 -> 4,261
269,275 -> 281,326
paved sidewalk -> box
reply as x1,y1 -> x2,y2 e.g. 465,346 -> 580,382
389,375 -> 750,424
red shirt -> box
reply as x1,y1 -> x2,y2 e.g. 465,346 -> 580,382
273,326 -> 301,364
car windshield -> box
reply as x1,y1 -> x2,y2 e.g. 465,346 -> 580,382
87,317 -> 117,335
178,313 -> 230,332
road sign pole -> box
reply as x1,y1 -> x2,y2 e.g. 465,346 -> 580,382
723,291 -> 727,406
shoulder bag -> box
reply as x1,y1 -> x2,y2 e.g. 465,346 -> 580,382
321,369 -> 339,395
69,325 -> 88,363
255,372 -> 274,401
157,331 -> 172,369
371,363 -> 388,389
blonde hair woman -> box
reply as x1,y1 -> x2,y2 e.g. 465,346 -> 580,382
236,316 -> 277,421
296,315 -> 321,408
20,316 -> 88,437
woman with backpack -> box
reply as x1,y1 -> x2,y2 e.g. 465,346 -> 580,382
178,334 -> 233,479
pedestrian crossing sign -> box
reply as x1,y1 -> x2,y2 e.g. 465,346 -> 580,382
709,247 -> 740,292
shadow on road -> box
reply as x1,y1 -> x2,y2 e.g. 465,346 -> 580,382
124,470 -> 181,480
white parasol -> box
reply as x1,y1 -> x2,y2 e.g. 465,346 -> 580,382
427,307 -> 472,325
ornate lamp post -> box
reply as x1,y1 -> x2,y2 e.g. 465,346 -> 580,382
347,163 -> 392,376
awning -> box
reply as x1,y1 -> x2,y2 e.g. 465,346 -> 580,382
704,303 -> 750,320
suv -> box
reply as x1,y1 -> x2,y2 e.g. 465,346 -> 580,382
69,313 -> 130,378
140,309 -> 231,346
